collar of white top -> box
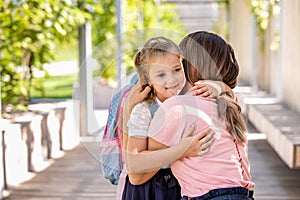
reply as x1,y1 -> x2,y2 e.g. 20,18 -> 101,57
155,97 -> 163,106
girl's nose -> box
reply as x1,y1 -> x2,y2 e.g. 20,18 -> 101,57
167,74 -> 177,84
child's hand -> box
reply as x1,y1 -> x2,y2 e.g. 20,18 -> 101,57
191,80 -> 221,98
179,127 -> 215,158
126,81 -> 151,112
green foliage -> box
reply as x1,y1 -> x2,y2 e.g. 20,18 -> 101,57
91,0 -> 186,80
0,0 -> 185,115
53,31 -> 79,62
30,74 -> 77,99
0,0 -> 101,113
250,0 -> 280,32
249,0 -> 281,51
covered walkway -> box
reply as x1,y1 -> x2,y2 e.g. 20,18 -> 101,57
4,120 -> 300,200
4,142 -> 117,200
2,1 -> 300,200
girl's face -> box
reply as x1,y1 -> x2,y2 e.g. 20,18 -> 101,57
148,53 -> 185,102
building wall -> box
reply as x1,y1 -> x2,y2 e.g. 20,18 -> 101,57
229,0 -> 254,85
281,0 -> 300,112
0,130 -> 4,199
267,16 -> 280,96
230,0 -> 300,113
256,6 -> 280,94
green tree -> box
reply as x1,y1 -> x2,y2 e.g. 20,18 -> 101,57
249,0 -> 281,51
0,0 -> 101,114
91,0 -> 186,80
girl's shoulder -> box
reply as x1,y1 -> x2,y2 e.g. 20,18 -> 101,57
161,95 -> 217,111
132,101 -> 151,114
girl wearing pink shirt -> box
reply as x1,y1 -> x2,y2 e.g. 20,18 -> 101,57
121,36 -> 208,200
146,31 -> 255,199
121,36 -> 222,200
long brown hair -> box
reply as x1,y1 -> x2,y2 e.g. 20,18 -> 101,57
134,36 -> 182,102
179,31 -> 247,143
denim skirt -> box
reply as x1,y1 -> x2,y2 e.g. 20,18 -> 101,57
181,187 -> 254,200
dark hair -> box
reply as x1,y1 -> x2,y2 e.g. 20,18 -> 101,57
134,36 -> 182,102
179,31 -> 246,143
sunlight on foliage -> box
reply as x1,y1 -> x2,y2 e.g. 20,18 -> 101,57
249,0 -> 281,51
0,0 -> 101,114
91,0 -> 186,80
250,0 -> 280,32
0,0 -> 185,115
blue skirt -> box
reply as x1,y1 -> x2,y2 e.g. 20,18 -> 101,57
122,168 -> 181,200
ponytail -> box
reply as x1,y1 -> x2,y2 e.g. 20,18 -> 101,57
216,93 -> 247,143
179,31 -> 247,143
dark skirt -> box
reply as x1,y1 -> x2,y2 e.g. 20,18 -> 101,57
122,168 -> 181,200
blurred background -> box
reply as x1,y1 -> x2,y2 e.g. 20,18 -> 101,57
1,0 -> 300,199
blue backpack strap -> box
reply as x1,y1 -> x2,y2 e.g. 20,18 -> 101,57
144,100 -> 159,119
100,73 -> 138,185
105,73 -> 138,139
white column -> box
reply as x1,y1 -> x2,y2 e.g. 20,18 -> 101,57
276,0 -> 284,101
0,121 -> 8,198
116,0 -> 126,89
78,23 -> 94,136
229,0 -> 254,85
0,130 -> 4,199
0,73 -> 5,198
251,17 -> 258,91
281,0 -> 300,111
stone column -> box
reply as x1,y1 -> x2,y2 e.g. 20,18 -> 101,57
229,0 -> 255,86
266,14 -> 281,96
57,101 -> 80,151
0,127 -> 5,198
3,122 -> 28,186
13,114 -> 45,172
280,0 -> 300,112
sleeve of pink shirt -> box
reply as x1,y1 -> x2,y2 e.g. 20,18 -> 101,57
148,97 -> 183,146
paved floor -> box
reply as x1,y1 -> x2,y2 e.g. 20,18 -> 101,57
4,123 -> 300,200
247,123 -> 300,200
4,141 -> 117,200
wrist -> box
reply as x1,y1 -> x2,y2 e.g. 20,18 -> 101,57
177,138 -> 191,159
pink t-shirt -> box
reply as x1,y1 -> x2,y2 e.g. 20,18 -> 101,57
148,94 -> 255,198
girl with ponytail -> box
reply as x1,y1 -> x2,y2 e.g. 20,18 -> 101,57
146,31 -> 255,200
121,36 -> 216,200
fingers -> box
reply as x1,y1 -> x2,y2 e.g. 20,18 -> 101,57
182,125 -> 195,138
199,129 -> 215,144
127,84 -> 151,110
180,128 -> 215,158
198,129 -> 215,156
199,91 -> 211,97
198,148 -> 210,157
140,85 -> 151,97
193,127 -> 209,140
131,84 -> 151,98
194,80 -> 206,86
192,82 -> 214,98
192,82 -> 206,90
191,84 -> 208,96
200,135 -> 214,151
192,80 -> 224,98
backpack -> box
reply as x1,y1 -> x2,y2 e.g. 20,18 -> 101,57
142,100 -> 159,118
100,74 -> 138,185
100,74 -> 159,185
